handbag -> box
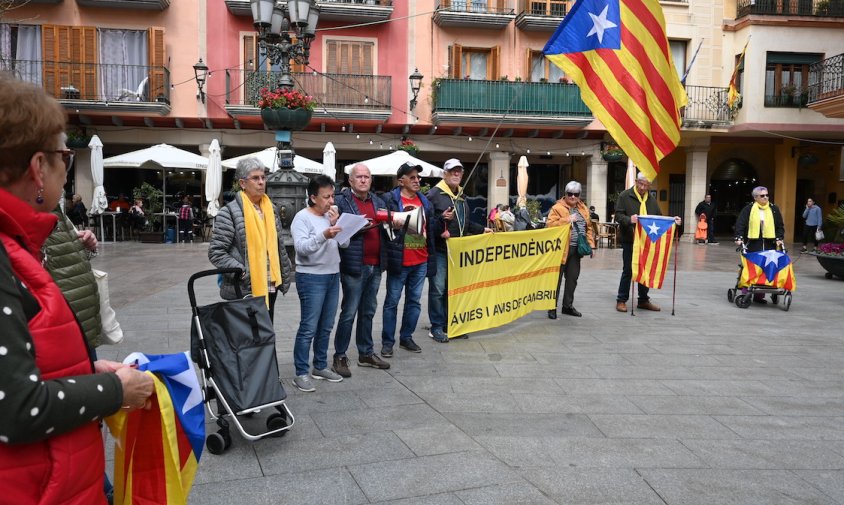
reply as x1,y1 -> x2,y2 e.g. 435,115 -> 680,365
93,269 -> 124,344
574,224 -> 592,257
815,228 -> 825,241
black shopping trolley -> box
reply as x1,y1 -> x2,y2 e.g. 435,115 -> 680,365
188,268 -> 294,455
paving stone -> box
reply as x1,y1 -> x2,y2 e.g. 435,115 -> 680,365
310,403 -> 449,436
444,412 -> 603,438
713,415 -> 844,440
512,393 -> 644,415
681,439 -> 844,469
740,396 -> 844,416
555,378 -> 678,396
627,395 -> 764,415
393,424 -> 482,457
521,467 -> 666,505
188,469 -> 367,505
454,481 -> 559,505
589,414 -> 741,439
793,470 -> 844,504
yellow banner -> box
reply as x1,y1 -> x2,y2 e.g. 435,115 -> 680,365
446,227 -> 569,336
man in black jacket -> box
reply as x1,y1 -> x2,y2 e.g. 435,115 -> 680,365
425,158 -> 491,342
614,173 -> 682,313
694,194 -> 718,244
332,163 -> 390,377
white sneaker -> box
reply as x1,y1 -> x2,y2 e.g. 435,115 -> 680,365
312,368 -> 343,382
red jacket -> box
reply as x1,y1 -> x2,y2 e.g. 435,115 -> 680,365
0,189 -> 108,505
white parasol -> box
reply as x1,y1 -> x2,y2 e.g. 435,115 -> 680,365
88,135 -> 108,215
322,142 -> 336,181
205,139 -> 222,217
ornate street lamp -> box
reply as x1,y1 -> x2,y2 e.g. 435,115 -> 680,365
250,0 -> 320,90
409,68 -> 423,111
193,58 -> 209,103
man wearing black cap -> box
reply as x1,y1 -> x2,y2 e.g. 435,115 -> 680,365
426,158 -> 491,342
380,162 -> 437,356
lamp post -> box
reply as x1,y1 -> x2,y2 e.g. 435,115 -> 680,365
250,0 -> 320,90
193,58 -> 208,103
409,68 -> 423,111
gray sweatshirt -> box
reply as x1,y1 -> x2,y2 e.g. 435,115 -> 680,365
291,208 -> 348,274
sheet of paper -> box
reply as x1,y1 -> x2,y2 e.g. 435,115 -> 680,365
334,212 -> 369,245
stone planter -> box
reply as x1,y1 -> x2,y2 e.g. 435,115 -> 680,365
810,253 -> 844,280
602,150 -> 626,162
260,107 -> 313,131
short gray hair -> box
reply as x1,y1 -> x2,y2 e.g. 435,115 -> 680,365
564,181 -> 582,194
235,157 -> 266,180
751,186 -> 768,198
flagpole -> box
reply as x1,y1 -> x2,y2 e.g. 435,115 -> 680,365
671,224 -> 679,316
630,265 -> 636,317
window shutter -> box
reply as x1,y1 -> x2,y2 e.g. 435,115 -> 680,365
42,25 -> 97,99
76,27 -> 97,100
490,45 -> 500,80
525,48 -> 534,80
148,27 -> 166,100
41,25 -> 59,97
450,44 -> 463,78
243,34 -> 257,72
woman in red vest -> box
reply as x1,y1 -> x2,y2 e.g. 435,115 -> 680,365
0,74 -> 154,505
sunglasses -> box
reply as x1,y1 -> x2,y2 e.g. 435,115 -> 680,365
566,192 -> 580,197
757,194 -> 769,198
50,149 -> 76,172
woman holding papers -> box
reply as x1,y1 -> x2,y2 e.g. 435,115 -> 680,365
290,175 -> 350,393
208,157 -> 293,322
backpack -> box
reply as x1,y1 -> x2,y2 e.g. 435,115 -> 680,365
179,204 -> 194,221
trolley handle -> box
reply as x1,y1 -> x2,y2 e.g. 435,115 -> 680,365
188,268 -> 243,308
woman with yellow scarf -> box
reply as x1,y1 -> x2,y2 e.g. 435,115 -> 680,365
734,186 -> 785,302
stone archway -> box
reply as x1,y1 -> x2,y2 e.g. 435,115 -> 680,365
710,158 -> 759,236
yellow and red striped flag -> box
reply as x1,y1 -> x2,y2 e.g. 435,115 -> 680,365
543,0 -> 687,181
727,38 -> 749,110
632,215 -> 676,289
739,250 -> 796,291
106,352 -> 204,505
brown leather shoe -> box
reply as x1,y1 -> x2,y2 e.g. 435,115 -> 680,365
637,301 -> 661,311
615,301 -> 627,312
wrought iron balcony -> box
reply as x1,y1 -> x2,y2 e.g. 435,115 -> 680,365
807,53 -> 844,117
224,69 -> 392,121
736,0 -> 844,17
515,0 -> 569,31
431,78 -> 592,127
76,0 -> 170,9
0,60 -> 171,114
433,0 -> 516,29
680,85 -> 733,127
226,0 -> 393,21
764,93 -> 809,108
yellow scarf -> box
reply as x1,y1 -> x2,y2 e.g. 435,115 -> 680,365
747,202 -> 775,239
434,179 -> 462,199
241,194 -> 282,307
633,187 -> 648,216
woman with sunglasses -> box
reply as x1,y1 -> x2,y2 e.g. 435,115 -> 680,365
546,181 -> 595,318
0,74 -> 154,504
734,186 -> 785,303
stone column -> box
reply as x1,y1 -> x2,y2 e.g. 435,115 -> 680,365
487,151 -> 512,210
586,150 -> 608,222
74,149 -> 94,207
774,139 -> 798,241
683,139 -> 710,242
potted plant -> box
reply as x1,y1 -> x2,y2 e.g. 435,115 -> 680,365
602,141 -> 626,162
66,127 -> 91,149
256,87 -> 316,131
397,137 -> 418,156
132,182 -> 165,243
781,84 -> 797,105
808,204 -> 844,279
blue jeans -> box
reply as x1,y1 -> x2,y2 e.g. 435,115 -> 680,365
334,265 -> 382,357
616,242 -> 650,303
382,263 -> 427,348
294,272 -> 340,376
427,250 -> 448,333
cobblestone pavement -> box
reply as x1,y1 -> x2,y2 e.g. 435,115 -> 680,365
92,239 -> 844,505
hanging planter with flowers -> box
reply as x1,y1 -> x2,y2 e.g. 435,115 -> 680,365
602,142 -> 626,162
256,87 -> 316,131
397,137 -> 418,156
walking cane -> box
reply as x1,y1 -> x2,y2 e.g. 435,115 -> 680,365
671,224 -> 679,316
630,262 -> 636,317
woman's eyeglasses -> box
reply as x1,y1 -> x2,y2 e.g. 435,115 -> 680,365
757,194 -> 769,198
50,149 -> 76,172
566,192 -> 580,197
244,174 -> 267,182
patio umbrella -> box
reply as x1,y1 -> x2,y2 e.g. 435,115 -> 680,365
88,135 -> 108,215
344,150 -> 443,178
322,142 -> 336,181
102,143 -> 208,211
517,155 -> 529,203
221,147 -> 323,175
206,139 -> 222,217
625,158 -> 637,188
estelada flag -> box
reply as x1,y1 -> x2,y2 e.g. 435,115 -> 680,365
543,0 -> 687,181
106,352 -> 205,505
739,250 -> 796,291
632,215 -> 676,289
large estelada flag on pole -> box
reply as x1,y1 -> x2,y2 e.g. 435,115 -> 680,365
739,250 -> 796,291
543,0 -> 687,181
106,352 -> 205,505
632,215 -> 676,289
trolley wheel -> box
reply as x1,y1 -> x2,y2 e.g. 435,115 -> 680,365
222,430 -> 232,450
826,272 -> 834,280
206,432 -> 227,455
266,412 -> 289,438
735,294 -> 752,309
770,294 -> 778,305
727,289 -> 735,303
782,293 -> 792,311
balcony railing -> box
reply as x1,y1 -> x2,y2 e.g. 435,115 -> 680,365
432,79 -> 592,126
438,0 -> 513,13
0,59 -> 170,104
736,0 -> 844,17
681,85 -> 733,126
225,69 -> 391,119
764,93 -> 809,107
808,53 -> 844,103
517,0 -> 568,16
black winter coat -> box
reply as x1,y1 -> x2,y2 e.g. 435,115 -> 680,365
334,187 -> 389,276
613,187 -> 663,244
426,185 -> 486,252
381,187 -> 437,277
734,202 -> 785,252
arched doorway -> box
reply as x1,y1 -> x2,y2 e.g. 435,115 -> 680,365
710,158 -> 758,236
